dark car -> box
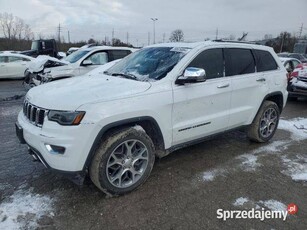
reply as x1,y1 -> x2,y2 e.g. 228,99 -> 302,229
278,53 -> 307,63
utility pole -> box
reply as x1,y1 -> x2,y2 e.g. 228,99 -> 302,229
57,23 -> 61,43
215,28 -> 218,40
280,32 -> 286,53
148,32 -> 150,45
163,33 -> 165,43
151,18 -> 158,44
299,23 -> 304,39
126,32 -> 129,45
67,30 -> 70,43
112,28 -> 114,46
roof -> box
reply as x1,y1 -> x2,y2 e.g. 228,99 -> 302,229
81,46 -> 136,52
279,57 -> 301,63
0,53 -> 34,59
146,40 -> 270,51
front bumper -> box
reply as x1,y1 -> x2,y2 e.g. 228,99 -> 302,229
16,111 -> 98,183
288,79 -> 307,97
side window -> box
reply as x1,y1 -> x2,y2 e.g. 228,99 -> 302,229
110,50 -> 131,60
86,52 -> 108,65
22,58 -> 31,62
0,56 -> 6,63
254,50 -> 278,72
293,60 -> 300,68
8,56 -> 23,62
188,48 -> 224,79
224,48 -> 255,76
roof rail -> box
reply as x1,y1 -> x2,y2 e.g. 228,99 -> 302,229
213,39 -> 262,45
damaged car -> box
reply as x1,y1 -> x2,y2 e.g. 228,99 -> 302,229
287,63 -> 307,99
24,46 -> 135,87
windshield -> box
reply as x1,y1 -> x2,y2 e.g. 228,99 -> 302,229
105,47 -> 190,81
31,41 -> 39,51
64,49 -> 90,63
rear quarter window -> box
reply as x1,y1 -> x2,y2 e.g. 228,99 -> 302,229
109,50 -> 131,61
254,50 -> 278,72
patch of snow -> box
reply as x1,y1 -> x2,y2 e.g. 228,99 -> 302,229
233,197 -> 249,206
0,190 -> 54,229
237,154 -> 261,171
202,169 -> 224,181
258,199 -> 287,211
278,118 -> 307,141
233,197 -> 286,211
281,154 -> 307,182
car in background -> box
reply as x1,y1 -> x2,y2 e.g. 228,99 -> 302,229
0,53 -> 34,79
279,57 -> 301,80
25,46 -> 136,86
287,63 -> 307,99
278,53 -> 307,63
66,47 -> 79,56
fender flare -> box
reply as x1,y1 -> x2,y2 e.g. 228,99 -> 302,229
82,116 -> 165,171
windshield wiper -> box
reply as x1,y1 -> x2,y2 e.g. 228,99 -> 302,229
111,72 -> 138,80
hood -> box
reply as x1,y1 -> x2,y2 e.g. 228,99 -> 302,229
26,74 -> 152,110
28,55 -> 69,73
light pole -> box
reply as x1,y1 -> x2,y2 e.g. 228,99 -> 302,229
151,18 -> 158,44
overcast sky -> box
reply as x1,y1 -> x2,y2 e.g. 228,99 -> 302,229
1,0 -> 307,46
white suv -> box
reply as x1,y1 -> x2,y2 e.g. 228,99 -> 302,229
16,41 -> 288,195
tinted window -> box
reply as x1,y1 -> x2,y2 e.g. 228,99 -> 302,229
225,48 -> 255,76
110,50 -> 131,60
254,50 -> 278,72
188,48 -> 224,79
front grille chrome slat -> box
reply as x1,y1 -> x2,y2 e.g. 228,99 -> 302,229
23,100 -> 48,127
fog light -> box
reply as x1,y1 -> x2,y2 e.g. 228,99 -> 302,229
45,144 -> 65,154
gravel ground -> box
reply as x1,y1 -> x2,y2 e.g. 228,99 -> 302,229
0,79 -> 307,230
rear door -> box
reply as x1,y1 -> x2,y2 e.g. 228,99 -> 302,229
172,48 -> 232,145
225,48 -> 269,128
0,56 -> 8,78
6,56 -> 28,78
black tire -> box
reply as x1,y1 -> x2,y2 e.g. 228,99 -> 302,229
90,127 -> 155,195
247,101 -> 280,143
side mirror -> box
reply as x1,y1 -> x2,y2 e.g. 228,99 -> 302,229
82,59 -> 93,66
175,67 -> 206,85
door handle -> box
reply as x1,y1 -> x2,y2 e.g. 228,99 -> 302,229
217,83 -> 230,88
256,78 -> 266,82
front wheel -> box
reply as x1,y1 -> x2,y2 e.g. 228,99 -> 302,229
247,101 -> 280,143
90,127 -> 155,195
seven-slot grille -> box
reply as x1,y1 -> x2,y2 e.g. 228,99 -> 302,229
23,100 -> 48,127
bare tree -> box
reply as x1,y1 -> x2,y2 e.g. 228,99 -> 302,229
0,12 -> 14,39
0,12 -> 33,40
238,32 -> 248,41
24,24 -> 34,40
169,29 -> 184,42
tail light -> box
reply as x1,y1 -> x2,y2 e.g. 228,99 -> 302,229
290,71 -> 298,79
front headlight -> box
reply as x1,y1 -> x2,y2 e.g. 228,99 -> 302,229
48,111 -> 85,125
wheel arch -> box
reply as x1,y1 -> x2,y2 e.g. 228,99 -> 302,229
83,116 -> 166,171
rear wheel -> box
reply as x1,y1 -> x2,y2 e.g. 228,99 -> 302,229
90,127 -> 155,195
247,101 -> 280,143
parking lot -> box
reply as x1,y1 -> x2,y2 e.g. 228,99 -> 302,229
0,79 -> 307,229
